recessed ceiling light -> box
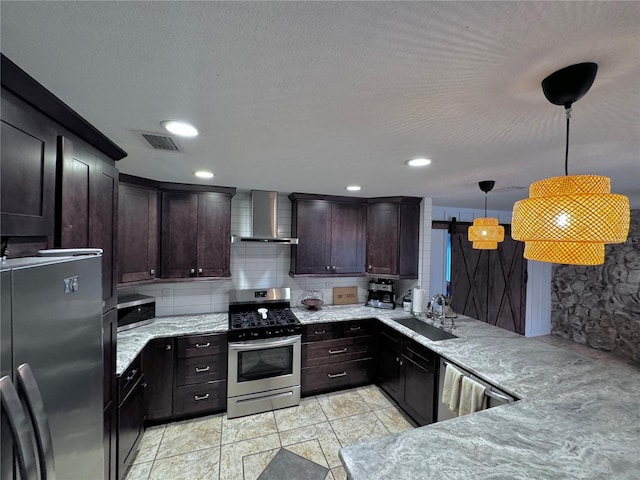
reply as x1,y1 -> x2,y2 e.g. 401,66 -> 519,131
346,185 -> 362,191
194,170 -> 214,179
161,120 -> 199,137
405,158 -> 432,167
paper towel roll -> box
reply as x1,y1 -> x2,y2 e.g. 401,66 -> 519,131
412,288 -> 425,313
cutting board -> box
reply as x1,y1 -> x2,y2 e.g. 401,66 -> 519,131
333,286 -> 358,305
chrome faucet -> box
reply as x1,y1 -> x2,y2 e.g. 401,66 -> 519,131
429,293 -> 448,325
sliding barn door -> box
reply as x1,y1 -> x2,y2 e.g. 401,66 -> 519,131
450,225 -> 527,334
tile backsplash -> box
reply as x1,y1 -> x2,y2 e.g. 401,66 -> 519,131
118,191 -> 370,316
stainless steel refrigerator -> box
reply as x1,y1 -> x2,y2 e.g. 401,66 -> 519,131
1,255 -> 104,479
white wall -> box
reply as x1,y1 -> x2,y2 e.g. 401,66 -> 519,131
429,205 -> 551,336
118,191 -> 370,316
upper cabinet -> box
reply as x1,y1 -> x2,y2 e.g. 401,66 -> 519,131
366,197 -> 421,279
118,177 -> 158,283
57,136 -> 119,311
1,89 -> 57,242
289,193 -> 366,276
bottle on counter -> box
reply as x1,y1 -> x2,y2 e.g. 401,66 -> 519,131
402,290 -> 412,312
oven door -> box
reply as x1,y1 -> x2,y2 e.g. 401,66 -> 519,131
228,335 -> 301,398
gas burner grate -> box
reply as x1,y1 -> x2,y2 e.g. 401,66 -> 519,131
229,308 -> 300,330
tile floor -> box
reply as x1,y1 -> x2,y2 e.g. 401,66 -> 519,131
124,385 -> 414,480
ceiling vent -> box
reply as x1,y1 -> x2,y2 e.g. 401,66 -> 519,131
133,130 -> 182,152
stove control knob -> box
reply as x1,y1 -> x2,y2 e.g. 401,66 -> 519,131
266,330 -> 272,336
274,329 -> 281,335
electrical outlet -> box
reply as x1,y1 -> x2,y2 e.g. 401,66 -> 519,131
162,288 -> 171,298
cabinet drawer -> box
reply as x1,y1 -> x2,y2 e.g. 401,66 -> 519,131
342,319 -> 373,338
173,380 -> 226,416
402,339 -> 435,373
378,324 -> 401,349
302,336 -> 372,367
176,354 -> 226,386
302,323 -> 339,342
176,334 -> 226,358
302,358 -> 373,396
118,355 -> 142,404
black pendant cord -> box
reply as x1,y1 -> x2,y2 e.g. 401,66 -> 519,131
564,106 -> 571,176
484,194 -> 488,217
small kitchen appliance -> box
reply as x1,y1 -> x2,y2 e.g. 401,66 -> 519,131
227,288 -> 302,418
365,279 -> 396,309
116,294 -> 156,332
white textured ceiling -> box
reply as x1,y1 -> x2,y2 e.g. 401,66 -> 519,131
2,1 -> 639,210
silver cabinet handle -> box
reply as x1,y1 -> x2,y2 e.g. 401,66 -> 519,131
314,330 -> 326,335
368,265 -> 372,270
195,366 -> 210,373
195,343 -> 211,349
325,265 -> 330,270
190,268 -> 196,274
332,265 -> 336,270
165,344 -> 172,350
194,393 -> 210,401
350,326 -> 361,331
126,369 -> 138,382
328,372 -> 347,379
198,268 -> 203,274
150,269 -> 155,275
399,360 -> 404,366
328,348 -> 348,355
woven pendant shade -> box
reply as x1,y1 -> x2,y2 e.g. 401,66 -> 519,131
468,218 -> 505,250
512,175 -> 630,265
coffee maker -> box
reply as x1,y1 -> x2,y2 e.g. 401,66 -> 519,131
366,279 -> 396,309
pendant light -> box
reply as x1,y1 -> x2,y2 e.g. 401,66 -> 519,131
512,63 -> 630,265
468,180 -> 505,250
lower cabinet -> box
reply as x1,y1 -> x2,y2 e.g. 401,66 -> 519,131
301,319 -> 375,396
117,355 -> 145,480
142,333 -> 227,425
376,323 -> 436,426
103,402 -> 117,480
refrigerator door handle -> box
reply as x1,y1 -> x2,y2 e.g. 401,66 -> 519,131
17,363 -> 56,480
0,375 -> 39,480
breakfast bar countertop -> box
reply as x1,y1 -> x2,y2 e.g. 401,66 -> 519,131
115,304 -> 640,479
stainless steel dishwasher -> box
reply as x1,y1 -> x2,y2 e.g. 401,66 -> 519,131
437,357 -> 517,422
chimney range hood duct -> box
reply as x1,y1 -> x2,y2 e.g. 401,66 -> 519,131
231,191 -> 299,244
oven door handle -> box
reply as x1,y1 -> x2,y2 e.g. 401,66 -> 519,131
229,335 -> 300,351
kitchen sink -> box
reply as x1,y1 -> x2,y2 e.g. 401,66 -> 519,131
392,317 -> 458,341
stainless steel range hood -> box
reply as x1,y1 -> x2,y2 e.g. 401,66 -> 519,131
231,191 -> 299,244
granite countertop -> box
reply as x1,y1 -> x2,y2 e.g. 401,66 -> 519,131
116,304 -> 640,479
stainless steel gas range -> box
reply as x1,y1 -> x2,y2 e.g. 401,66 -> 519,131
227,288 -> 302,419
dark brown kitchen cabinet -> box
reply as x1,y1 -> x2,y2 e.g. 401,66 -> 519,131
103,404 -> 117,480
57,136 -> 119,311
143,338 -> 175,422
117,355 -> 145,480
118,182 -> 158,283
301,319 -> 375,396
161,189 -> 233,278
174,333 -> 227,417
376,323 -> 435,426
366,197 -> 421,279
289,193 -> 366,276
1,88 -> 56,242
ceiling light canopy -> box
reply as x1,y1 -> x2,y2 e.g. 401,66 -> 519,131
405,158 -> 432,167
468,180 -> 504,250
194,170 -> 214,179
161,120 -> 199,137
512,63 -> 630,265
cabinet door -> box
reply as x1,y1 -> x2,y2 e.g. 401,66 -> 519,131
161,192 -> 198,278
377,337 -> 403,403
196,193 -> 231,277
117,379 -> 145,480
291,200 -> 331,274
143,339 -> 174,421
1,88 -> 56,240
330,203 -> 365,274
103,403 -> 117,480
402,357 -> 435,426
58,136 -> 118,311
366,202 -> 399,275
118,184 -> 158,283
103,310 -> 117,409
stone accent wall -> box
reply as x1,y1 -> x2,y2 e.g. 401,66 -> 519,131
551,210 -> 640,363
